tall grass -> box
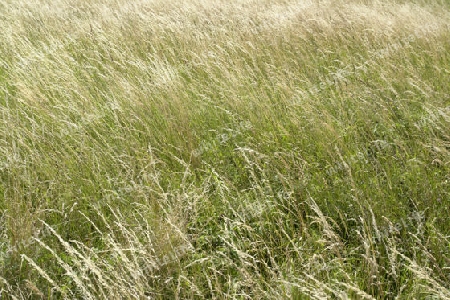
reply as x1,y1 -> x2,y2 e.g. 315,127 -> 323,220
1,0 -> 449,298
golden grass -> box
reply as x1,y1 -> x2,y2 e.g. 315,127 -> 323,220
1,0 -> 449,298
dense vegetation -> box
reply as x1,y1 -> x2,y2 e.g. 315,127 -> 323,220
1,0 -> 449,298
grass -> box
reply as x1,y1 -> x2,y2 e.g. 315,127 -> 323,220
1,0 -> 449,298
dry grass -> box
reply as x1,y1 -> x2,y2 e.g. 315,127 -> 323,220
1,0 -> 449,298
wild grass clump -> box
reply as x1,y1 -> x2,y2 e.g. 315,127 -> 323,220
1,0 -> 449,298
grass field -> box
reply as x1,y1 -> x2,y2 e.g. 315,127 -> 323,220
1,0 -> 449,298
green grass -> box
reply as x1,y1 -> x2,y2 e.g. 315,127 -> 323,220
1,0 -> 449,298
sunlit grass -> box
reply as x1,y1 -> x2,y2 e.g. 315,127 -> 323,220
1,0 -> 449,298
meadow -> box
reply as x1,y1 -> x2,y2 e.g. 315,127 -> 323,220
0,0 -> 449,298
